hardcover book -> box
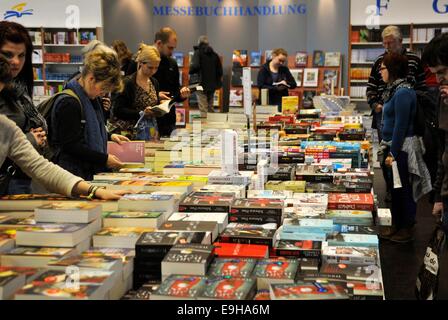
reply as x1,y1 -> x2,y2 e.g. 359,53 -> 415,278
198,276 -> 256,300
107,141 -> 145,165
208,258 -> 257,278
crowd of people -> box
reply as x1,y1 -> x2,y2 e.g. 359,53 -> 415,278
1,21 -> 448,247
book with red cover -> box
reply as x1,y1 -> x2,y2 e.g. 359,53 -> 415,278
107,141 -> 145,164
198,276 -> 256,300
213,242 -> 269,259
327,193 -> 374,211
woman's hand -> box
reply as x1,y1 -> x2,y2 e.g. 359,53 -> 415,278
94,188 -> 129,201
111,134 -> 130,145
107,154 -> 124,169
159,91 -> 171,101
102,97 -> 112,112
144,107 -> 156,117
385,155 -> 394,167
30,127 -> 47,147
180,87 -> 191,99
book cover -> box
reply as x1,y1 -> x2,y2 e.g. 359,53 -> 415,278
327,193 -> 374,211
163,244 -> 214,264
250,51 -> 262,67
326,233 -> 379,248
322,243 -> 378,265
103,211 -> 163,219
48,254 -> 119,270
208,258 -> 257,278
282,96 -> 299,115
173,52 -> 184,67
152,275 -> 206,299
199,276 -> 256,300
270,280 -> 349,300
295,52 -> 308,67
0,267 -> 25,287
232,49 -> 248,67
323,70 -> 339,95
313,51 -> 325,67
303,68 -> 319,87
3,246 -> 73,258
179,192 -> 235,213
283,218 -> 334,233
324,52 -> 341,67
94,227 -> 147,238
332,224 -> 377,235
136,231 -> 208,256
107,141 -> 145,164
283,207 -> 327,220
253,258 -> 300,280
289,193 -> 329,208
321,263 -> 381,282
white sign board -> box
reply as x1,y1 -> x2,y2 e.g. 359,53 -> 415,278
0,0 -> 102,28
351,0 -> 448,26
243,67 -> 253,117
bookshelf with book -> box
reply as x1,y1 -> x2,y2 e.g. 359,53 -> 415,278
28,27 -> 102,100
348,23 -> 448,103
229,50 -> 343,110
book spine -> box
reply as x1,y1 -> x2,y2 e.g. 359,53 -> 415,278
268,172 -> 294,181
135,246 -> 172,258
218,235 -> 273,247
228,214 -> 282,225
327,203 -> 374,211
273,248 -> 321,258
230,208 -> 283,216
295,175 -> 333,183
179,205 -> 229,213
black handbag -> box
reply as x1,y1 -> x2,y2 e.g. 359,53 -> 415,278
415,221 -> 446,300
0,164 -> 16,196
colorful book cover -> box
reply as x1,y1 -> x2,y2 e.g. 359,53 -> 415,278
0,267 -> 23,287
230,199 -> 284,216
103,211 -> 163,219
173,52 -> 184,67
18,224 -> 86,234
282,96 -> 299,115
324,52 -> 341,67
270,280 -> 349,300
84,248 -> 134,263
273,240 -> 322,258
253,258 -> 299,280
4,247 -> 72,257
48,254 -> 119,270
200,276 -> 256,300
312,51 -> 325,67
137,231 -> 207,247
95,227 -> 148,238
152,275 -> 206,299
327,194 -> 374,211
232,50 -> 248,67
208,258 -> 257,278
37,202 -> 98,211
164,244 -> 214,264
250,51 -> 262,67
295,52 -> 308,67
213,242 -> 269,259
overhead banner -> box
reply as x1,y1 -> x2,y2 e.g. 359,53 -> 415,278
0,0 -> 102,28
351,0 -> 448,26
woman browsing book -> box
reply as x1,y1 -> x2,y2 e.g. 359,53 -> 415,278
48,50 -> 129,181
0,56 -> 127,200
257,48 -> 297,112
111,44 -> 167,141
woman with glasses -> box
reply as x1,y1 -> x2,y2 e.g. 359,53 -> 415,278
50,49 -> 128,181
379,52 -> 432,243
111,44 -> 164,141
257,48 -> 297,112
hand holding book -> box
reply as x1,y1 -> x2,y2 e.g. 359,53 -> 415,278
273,80 -> 290,89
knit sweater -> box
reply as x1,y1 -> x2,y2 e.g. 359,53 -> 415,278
0,115 -> 82,196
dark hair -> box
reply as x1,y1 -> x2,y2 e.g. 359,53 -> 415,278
382,52 -> 409,81
154,27 -> 176,44
422,32 -> 448,67
112,40 -> 132,63
0,21 -> 34,96
0,54 -> 13,84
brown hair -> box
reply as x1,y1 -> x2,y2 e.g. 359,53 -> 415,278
154,27 -> 177,44
81,50 -> 123,93
112,40 -> 132,64
272,48 -> 288,58
382,52 -> 409,81
0,21 -> 34,96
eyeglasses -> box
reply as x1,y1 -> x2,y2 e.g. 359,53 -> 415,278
379,66 -> 387,71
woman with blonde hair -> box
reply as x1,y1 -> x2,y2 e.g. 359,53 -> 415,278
49,50 -> 128,181
111,44 -> 164,141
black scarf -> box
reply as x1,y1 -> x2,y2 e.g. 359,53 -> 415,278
381,78 -> 412,104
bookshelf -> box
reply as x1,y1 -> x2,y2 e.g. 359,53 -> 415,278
29,27 -> 102,100
348,23 -> 448,103
229,51 -> 343,110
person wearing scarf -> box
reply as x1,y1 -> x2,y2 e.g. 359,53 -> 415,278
49,50 -> 129,181
380,53 -> 432,243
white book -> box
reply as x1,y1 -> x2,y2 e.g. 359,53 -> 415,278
118,194 -> 175,212
167,212 -> 228,233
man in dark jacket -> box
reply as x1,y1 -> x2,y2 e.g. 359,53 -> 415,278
153,27 -> 190,137
367,25 -> 427,202
189,36 -> 223,117
423,33 -> 448,235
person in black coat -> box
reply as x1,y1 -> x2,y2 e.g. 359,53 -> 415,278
257,48 -> 297,112
153,27 -> 191,137
189,36 -> 223,116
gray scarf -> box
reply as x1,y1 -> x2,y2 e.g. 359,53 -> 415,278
382,78 -> 412,104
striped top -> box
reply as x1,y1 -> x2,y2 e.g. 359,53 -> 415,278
366,48 -> 427,110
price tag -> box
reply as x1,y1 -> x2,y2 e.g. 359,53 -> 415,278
424,248 -> 439,276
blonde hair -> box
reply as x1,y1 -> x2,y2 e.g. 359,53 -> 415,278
81,40 -> 117,58
82,50 -> 123,93
136,43 -> 161,65
272,48 -> 288,58
382,26 -> 403,41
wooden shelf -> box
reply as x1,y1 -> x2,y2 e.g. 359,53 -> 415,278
351,80 -> 368,83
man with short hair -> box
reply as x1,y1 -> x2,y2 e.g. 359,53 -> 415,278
422,33 -> 448,234
367,25 -> 427,202
153,27 -> 190,137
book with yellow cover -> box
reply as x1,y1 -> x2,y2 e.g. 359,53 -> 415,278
282,96 -> 299,115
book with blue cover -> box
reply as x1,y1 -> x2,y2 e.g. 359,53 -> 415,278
250,51 -> 262,66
